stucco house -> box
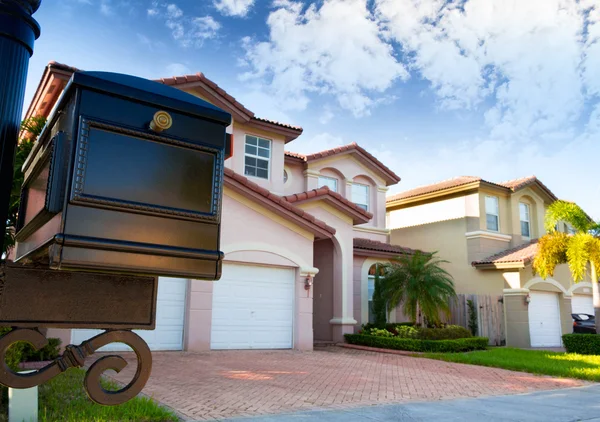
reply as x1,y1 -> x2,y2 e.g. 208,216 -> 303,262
23,61 -> 414,352
386,176 -> 594,348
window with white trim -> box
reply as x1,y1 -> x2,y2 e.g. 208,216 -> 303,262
352,183 -> 369,211
244,135 -> 270,179
318,176 -> 338,192
519,202 -> 530,238
485,196 -> 499,231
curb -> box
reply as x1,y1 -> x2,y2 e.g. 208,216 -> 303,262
338,343 -> 423,356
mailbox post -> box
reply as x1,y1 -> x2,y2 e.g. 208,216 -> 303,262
0,3 -> 232,406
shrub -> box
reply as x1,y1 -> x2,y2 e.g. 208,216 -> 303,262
23,337 -> 61,362
563,334 -> 600,355
396,325 -> 419,339
345,334 -> 488,353
361,322 -> 415,335
0,327 -> 25,371
467,299 -> 478,336
417,325 -> 472,340
367,328 -> 394,337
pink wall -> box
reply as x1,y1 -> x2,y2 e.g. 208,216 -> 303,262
299,204 -> 356,342
226,122 -> 287,195
283,161 -> 305,195
353,255 -> 367,328
184,192 -> 316,351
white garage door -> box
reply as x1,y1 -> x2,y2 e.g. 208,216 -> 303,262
71,277 -> 187,351
572,295 -> 594,315
529,291 -> 562,347
211,263 -> 294,350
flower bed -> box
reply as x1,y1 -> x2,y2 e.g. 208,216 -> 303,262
344,334 -> 489,353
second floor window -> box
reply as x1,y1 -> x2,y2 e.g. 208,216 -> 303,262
519,203 -> 530,238
485,196 -> 499,231
244,135 -> 270,179
352,183 -> 369,211
318,176 -> 337,192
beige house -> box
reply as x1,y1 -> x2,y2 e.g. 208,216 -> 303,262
386,176 -> 593,348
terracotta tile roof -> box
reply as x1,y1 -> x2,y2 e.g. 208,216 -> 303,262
223,168 -> 335,235
497,176 -> 558,200
387,174 -> 558,203
353,238 -> 418,255
155,73 -> 302,133
283,186 -> 373,221
39,62 -> 302,135
47,61 -> 79,73
472,240 -> 539,266
285,143 -> 400,184
387,176 -> 482,202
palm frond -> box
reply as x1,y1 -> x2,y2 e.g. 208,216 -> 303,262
533,232 -> 569,279
544,200 -> 593,233
381,251 -> 456,324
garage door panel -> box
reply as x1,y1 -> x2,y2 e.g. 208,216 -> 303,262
529,291 -> 562,347
211,263 -> 294,350
572,295 -> 594,315
72,277 -> 187,351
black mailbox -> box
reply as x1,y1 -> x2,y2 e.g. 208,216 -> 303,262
14,71 -> 231,280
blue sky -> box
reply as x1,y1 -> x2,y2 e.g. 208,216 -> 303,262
24,0 -> 600,218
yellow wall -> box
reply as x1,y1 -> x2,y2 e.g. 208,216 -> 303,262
390,218 -> 506,295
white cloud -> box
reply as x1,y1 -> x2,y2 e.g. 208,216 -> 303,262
166,63 -> 192,76
375,0 -> 596,140
240,0 -> 408,117
319,107 -> 334,124
99,0 -> 112,16
148,3 -> 221,47
287,132 -> 345,155
214,0 -> 255,17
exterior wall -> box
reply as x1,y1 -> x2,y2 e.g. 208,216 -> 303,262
388,193 -> 479,229
353,255 -> 367,327
184,189 -> 315,351
466,233 -> 512,263
225,121 -> 287,195
46,328 -> 71,353
306,155 -> 388,231
298,203 -> 356,342
352,227 -> 388,242
390,219 -> 506,295
283,161 -> 305,195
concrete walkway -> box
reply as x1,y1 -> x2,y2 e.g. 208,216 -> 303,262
222,384 -> 600,421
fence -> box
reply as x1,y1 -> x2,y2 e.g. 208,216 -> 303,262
447,294 -> 505,346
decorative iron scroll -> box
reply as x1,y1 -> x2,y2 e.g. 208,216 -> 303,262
0,328 -> 151,405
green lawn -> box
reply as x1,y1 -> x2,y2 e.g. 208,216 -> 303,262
423,347 -> 600,382
0,368 -> 179,422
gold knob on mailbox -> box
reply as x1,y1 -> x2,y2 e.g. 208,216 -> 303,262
149,111 -> 172,133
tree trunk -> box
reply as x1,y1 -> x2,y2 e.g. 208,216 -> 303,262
592,262 -> 600,331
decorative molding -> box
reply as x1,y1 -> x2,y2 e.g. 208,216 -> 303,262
353,226 -> 390,235
299,267 -> 320,277
377,185 -> 389,193
329,317 -> 358,325
503,288 -> 530,296
569,282 -> 593,295
222,241 -> 313,269
523,276 -> 568,295
303,169 -> 320,177
72,118 -> 223,223
465,230 -> 512,242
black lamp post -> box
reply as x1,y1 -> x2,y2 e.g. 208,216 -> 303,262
0,0 -> 41,254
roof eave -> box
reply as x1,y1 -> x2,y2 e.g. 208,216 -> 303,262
386,181 -> 482,208
472,261 -> 527,270
224,177 -> 334,239
353,248 -> 413,258
290,195 -> 371,225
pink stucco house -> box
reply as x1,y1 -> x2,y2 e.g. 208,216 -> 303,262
24,62 -> 414,352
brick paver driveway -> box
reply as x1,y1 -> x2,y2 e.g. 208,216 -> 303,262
108,347 -> 586,421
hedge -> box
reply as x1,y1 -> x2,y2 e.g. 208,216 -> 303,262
344,334 -> 488,353
563,334 -> 600,355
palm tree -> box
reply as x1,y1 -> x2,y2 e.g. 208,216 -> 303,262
533,200 -> 600,322
382,251 -> 456,326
